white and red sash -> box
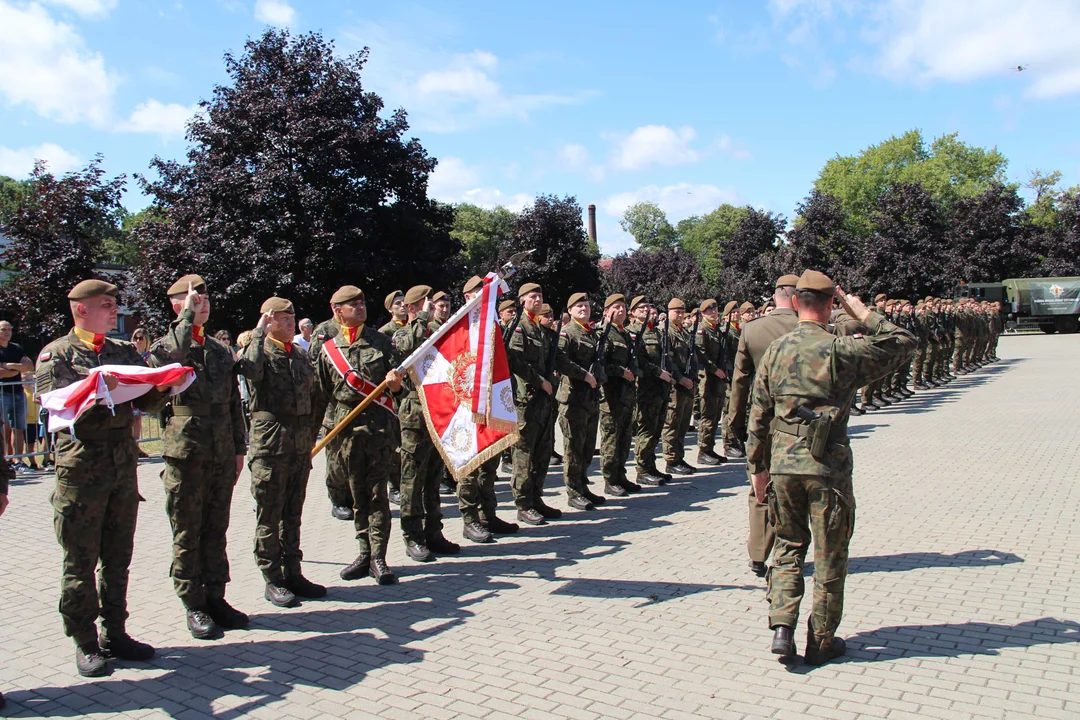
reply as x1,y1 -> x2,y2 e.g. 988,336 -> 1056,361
322,336 -> 397,416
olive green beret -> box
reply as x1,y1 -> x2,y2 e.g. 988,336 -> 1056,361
873,293 -> 888,303
260,297 -> 294,314
604,293 -> 625,309
404,285 -> 432,305
331,285 -> 364,304
699,298 -> 717,312
498,299 -> 517,313
518,282 -> 542,298
431,291 -> 448,303
68,279 -> 119,300
384,290 -> 403,311
776,274 -> 800,288
628,295 -> 647,311
539,303 -> 553,316
167,274 -> 207,296
689,308 -> 700,318
722,300 -> 739,316
567,292 -> 590,309
796,270 -> 835,294
463,275 -> 484,294
667,298 -> 686,311
739,301 -> 756,313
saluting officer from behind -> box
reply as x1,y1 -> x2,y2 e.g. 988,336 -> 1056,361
38,280 -> 183,677
628,297 -> 673,486
149,275 -> 249,640
747,270 -> 915,665
662,298 -> 697,476
598,294 -> 640,497
237,297 -> 326,608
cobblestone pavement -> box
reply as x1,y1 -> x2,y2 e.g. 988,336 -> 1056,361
1,334 -> 1078,719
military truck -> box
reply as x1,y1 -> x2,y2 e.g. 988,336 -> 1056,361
956,278 -> 1080,334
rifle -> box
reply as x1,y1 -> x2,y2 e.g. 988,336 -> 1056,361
589,320 -> 612,380
660,316 -> 669,373
544,317 -> 562,378
684,313 -> 701,377
617,322 -> 644,403
502,310 -> 522,351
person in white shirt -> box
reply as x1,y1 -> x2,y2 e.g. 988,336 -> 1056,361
293,318 -> 314,351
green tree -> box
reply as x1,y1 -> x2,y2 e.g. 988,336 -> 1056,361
131,29 -> 459,335
451,203 -> 516,276
815,130 -> 1008,236
680,204 -> 747,286
0,175 -> 31,224
717,208 -> 784,302
619,201 -> 676,250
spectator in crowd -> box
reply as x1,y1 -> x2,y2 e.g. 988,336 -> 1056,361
130,328 -> 151,458
0,321 -> 33,471
214,329 -> 238,359
294,318 -> 314,351
22,370 -> 46,470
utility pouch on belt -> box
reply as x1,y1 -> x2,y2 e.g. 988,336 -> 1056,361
795,406 -> 833,461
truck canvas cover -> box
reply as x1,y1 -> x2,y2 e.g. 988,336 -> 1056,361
1029,280 -> 1080,316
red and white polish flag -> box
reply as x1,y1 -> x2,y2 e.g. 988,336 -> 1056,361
39,363 -> 195,433
401,273 -> 519,479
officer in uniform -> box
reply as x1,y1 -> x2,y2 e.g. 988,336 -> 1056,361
431,291 -> 451,325
458,276 -> 520,541
662,299 -> 697,475
628,297 -> 673,486
38,279 -> 180,676
507,282 -> 563,525
308,315 -> 357,517
747,271 -> 915,664
377,290 -> 406,506
536,303 -> 562,467
726,274 -> 799,577
693,298 -> 728,466
598,294 -> 640,496
314,285 -> 404,585
237,297 -> 326,608
149,275 -> 248,640
557,292 -> 607,510
393,285 -> 460,561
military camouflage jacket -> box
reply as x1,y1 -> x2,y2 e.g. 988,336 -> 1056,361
666,324 -> 693,395
628,320 -> 667,400
746,313 -> 916,478
556,319 -> 607,407
149,309 -> 246,459
694,320 -> 726,398
379,318 -> 406,338
600,323 -> 638,409
508,312 -> 554,404
392,311 -> 440,429
236,328 -> 318,457
37,331 -> 169,467
313,324 -> 399,437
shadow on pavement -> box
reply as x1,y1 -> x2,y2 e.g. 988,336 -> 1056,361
805,548 -> 1023,576
845,617 -> 1080,662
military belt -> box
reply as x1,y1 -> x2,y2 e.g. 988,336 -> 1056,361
171,403 -> 230,417
773,417 -> 847,443
251,410 -> 307,423
60,427 -> 131,441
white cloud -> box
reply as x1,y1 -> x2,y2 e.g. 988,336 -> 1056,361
868,0 -> 1080,99
41,0 -> 117,18
427,156 -> 531,211
0,1 -> 118,125
554,142 -> 606,181
609,125 -> 702,171
118,99 -> 198,137
0,142 -> 81,177
603,183 -> 741,221
254,0 -> 294,27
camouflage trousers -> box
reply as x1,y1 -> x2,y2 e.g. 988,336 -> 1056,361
162,450 -> 237,609
891,359 -> 911,391
322,421 -> 354,509
633,391 -> 667,476
399,425 -> 445,542
559,402 -> 599,499
911,344 -> 927,383
250,453 -> 311,583
458,454 -> 499,524
952,335 -> 970,368
52,438 -> 139,646
696,383 -> 724,452
326,429 -> 392,557
767,473 -> 856,642
512,391 -> 554,510
599,398 -> 633,485
662,389 -> 694,463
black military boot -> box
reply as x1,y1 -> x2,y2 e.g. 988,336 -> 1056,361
805,634 -> 847,666
405,538 -> 434,562
207,597 -> 249,629
567,495 -> 595,511
749,560 -> 767,578
185,608 -> 221,640
75,641 -> 110,677
484,515 -> 520,534
604,482 -> 628,497
369,556 -> 397,585
637,472 -> 661,487
388,487 -> 401,505
516,508 -> 546,526
284,571 -> 327,599
849,404 -> 865,416
697,450 -> 721,466
330,505 -> 354,521
583,488 -> 606,505
463,520 -> 495,543
427,533 -> 461,555
619,478 -> 642,493
98,631 -> 155,661
535,503 -> 563,519
340,552 -> 371,580
264,582 -> 298,608
770,626 -> 796,660
726,445 -> 746,460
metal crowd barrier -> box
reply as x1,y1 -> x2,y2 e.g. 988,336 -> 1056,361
1,379 -> 162,468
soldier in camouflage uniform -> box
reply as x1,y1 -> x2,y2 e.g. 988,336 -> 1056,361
911,301 -> 931,389
237,297 -> 326,608
720,301 -> 744,457
747,270 -> 915,665
598,294 -> 640,497
313,285 -> 404,585
694,298 -> 729,466
37,279 -> 181,676
393,285 -> 460,562
308,317 -> 357,517
149,275 -> 248,640
662,299 -> 697,476
629,297 -> 673,486
378,290 -> 407,506
557,292 -> 608,510
507,282 -> 563,526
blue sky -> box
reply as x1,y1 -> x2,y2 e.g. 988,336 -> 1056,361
2,0 -> 1079,255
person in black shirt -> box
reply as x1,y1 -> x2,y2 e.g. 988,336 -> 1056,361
0,321 -> 34,468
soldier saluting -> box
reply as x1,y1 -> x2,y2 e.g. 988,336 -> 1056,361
38,279 -> 185,676
149,275 -> 248,640
747,270 -> 915,665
